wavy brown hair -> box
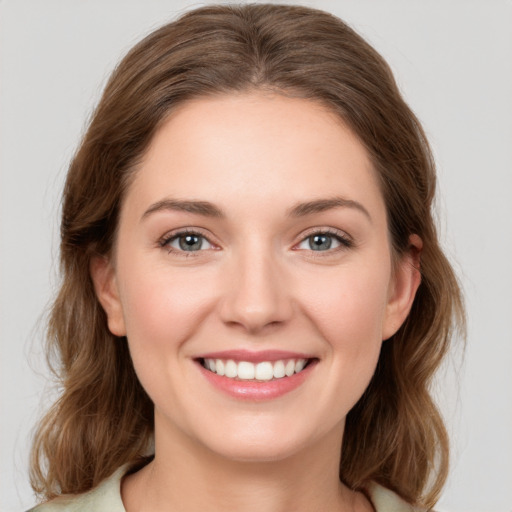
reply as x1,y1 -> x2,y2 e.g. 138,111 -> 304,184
30,4 -> 464,508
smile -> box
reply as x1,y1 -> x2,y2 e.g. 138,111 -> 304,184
195,350 -> 318,400
201,358 -> 308,381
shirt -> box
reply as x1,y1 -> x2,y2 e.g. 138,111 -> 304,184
29,465 -> 424,512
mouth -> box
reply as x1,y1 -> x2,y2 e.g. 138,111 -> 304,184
197,357 -> 316,381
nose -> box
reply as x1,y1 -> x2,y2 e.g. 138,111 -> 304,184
219,246 -> 293,334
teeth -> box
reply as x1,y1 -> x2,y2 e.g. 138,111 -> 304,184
295,359 -> 306,373
203,358 -> 309,381
273,360 -> 285,378
238,361 -> 255,380
285,360 -> 295,377
215,359 -> 225,376
225,360 -> 237,378
255,362 -> 273,380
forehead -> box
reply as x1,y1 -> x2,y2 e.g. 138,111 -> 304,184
124,92 -> 385,221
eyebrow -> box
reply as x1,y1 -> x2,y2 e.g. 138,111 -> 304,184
142,199 -> 225,220
287,197 -> 372,221
141,196 -> 371,222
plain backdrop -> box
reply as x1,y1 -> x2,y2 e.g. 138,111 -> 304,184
1,1 -> 511,511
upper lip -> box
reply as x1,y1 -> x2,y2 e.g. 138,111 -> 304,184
195,349 -> 316,363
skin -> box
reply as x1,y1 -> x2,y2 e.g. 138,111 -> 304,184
92,92 -> 421,512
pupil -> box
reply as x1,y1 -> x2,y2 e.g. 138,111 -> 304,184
310,234 -> 331,251
179,234 -> 202,251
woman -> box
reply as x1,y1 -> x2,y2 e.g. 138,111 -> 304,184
28,4 -> 464,511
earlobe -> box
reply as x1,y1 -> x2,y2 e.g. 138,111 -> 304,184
382,234 -> 422,340
90,255 -> 127,337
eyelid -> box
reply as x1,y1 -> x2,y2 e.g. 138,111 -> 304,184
158,227 -> 219,254
293,227 -> 354,251
157,226 -> 353,255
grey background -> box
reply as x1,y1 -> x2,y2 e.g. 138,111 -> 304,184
1,1 -> 511,511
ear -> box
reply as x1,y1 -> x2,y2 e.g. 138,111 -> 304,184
90,255 -> 127,337
382,234 -> 422,341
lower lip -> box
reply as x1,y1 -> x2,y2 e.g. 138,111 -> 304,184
197,361 -> 316,401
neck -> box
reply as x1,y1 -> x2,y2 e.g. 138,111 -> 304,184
122,417 -> 369,512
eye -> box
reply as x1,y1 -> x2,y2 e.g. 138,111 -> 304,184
296,230 -> 352,252
161,231 -> 214,252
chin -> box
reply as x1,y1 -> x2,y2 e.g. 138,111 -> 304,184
208,439 -> 306,464
193,418 -> 327,464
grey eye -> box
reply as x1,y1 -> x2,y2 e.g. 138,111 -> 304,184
296,232 -> 348,252
308,234 -> 333,251
180,234 -> 203,251
169,233 -> 212,251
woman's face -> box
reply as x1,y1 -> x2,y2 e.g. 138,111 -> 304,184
93,93 -> 420,462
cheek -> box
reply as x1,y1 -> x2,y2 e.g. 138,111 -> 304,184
116,262 -> 221,413
297,263 -> 390,400
302,264 -> 390,346
120,266 -> 218,350
114,245 -> 219,380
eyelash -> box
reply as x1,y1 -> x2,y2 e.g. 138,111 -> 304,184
158,228 -> 216,256
293,228 -> 354,254
158,227 -> 354,256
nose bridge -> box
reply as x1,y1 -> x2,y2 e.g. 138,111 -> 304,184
220,237 -> 291,332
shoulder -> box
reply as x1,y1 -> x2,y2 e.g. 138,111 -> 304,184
367,483 -> 432,512
27,466 -> 126,512
27,472 -> 432,512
